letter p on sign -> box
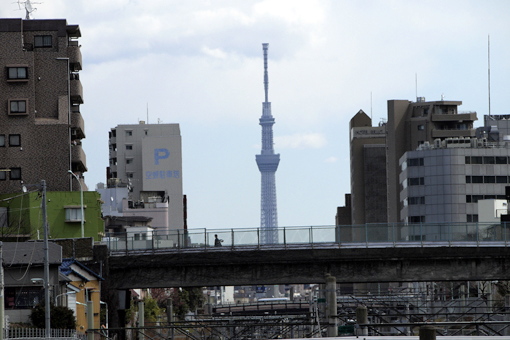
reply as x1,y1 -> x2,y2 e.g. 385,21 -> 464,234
154,148 -> 170,165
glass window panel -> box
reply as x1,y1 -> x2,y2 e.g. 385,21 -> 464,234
9,135 -> 20,146
10,168 -> 21,180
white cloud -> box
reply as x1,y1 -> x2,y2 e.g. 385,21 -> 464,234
324,156 -> 338,163
275,133 -> 327,149
201,46 -> 228,59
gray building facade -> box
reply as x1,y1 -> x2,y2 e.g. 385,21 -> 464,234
399,138 -> 510,239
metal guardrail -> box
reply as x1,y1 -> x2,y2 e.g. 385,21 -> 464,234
5,328 -> 83,340
101,222 -> 510,255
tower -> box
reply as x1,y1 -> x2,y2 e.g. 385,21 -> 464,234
256,43 -> 280,244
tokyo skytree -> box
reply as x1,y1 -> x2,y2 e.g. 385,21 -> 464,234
256,43 -> 280,244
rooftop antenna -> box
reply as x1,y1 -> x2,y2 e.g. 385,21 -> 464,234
263,43 -> 269,103
415,73 -> 418,101
370,91 -> 373,121
488,35 -> 491,117
17,0 -> 40,20
146,102 -> 149,124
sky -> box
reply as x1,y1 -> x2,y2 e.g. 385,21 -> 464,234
2,1 -> 510,230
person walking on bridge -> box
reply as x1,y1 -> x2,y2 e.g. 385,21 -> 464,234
214,234 -> 223,247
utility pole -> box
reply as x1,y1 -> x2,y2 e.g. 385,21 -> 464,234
41,180 -> 51,339
0,241 -> 4,340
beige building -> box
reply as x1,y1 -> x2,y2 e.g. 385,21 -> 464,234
0,19 -> 86,193
107,123 -> 184,231
349,110 -> 387,228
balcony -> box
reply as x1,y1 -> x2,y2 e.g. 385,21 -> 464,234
71,144 -> 87,173
67,42 -> 82,71
431,112 -> 477,122
70,76 -> 83,105
71,110 -> 85,139
431,129 -> 476,139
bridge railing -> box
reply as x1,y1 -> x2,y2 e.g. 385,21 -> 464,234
101,222 -> 510,253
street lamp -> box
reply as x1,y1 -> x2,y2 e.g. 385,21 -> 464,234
54,291 -> 76,306
68,170 -> 84,238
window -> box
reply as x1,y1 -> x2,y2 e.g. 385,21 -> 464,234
467,176 -> 483,184
0,135 -> 5,147
409,196 -> 425,205
9,135 -> 20,147
65,207 -> 83,222
126,144 -> 133,150
9,100 -> 27,114
0,171 -> 6,180
467,214 -> 479,223
10,168 -> 21,180
126,130 -> 133,136
5,287 -> 43,309
127,172 -> 134,178
483,156 -> 495,164
497,176 -> 508,183
7,67 -> 28,80
126,158 -> 133,164
409,177 -> 424,186
34,35 -> 52,47
85,288 -> 93,302
408,158 -> 424,166
409,216 -> 425,223
496,156 -> 508,164
484,176 -> 496,183
417,125 -> 425,131
471,156 -> 483,164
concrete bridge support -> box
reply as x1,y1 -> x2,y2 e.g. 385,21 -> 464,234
325,275 -> 337,337
356,305 -> 368,336
419,325 -> 436,340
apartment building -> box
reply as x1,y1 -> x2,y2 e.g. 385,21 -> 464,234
0,18 -> 86,193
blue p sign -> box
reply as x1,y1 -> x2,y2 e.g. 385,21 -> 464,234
154,148 -> 170,165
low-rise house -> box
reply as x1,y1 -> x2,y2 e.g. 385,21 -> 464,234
59,258 -> 104,331
3,242 -> 62,324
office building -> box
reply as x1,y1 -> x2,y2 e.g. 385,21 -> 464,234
0,19 -> 86,193
386,98 -> 477,223
399,137 -> 510,239
349,110 -> 387,227
107,122 -> 184,231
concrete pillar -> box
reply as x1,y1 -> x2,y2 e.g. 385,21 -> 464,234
419,325 -> 436,340
325,275 -> 337,337
355,305 -> 368,336
505,295 -> 510,336
138,301 -> 145,340
87,301 -> 94,340
167,298 -> 174,340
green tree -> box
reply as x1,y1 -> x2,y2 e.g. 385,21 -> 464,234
143,296 -> 162,323
30,304 -> 76,329
169,287 -> 205,320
